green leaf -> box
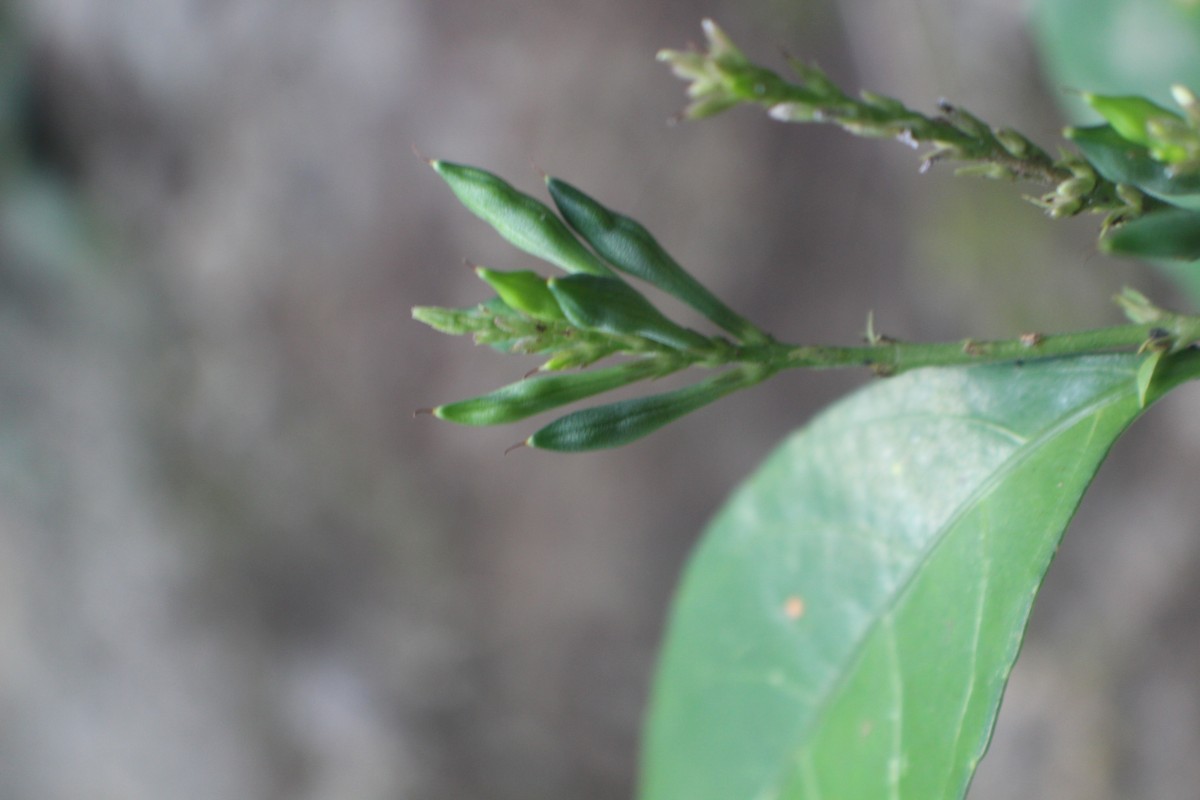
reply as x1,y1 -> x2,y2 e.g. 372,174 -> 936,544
1101,207 -> 1200,260
641,354 -> 1195,800
1067,124 -> 1200,211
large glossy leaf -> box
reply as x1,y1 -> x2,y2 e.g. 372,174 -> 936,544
641,354 -> 1198,800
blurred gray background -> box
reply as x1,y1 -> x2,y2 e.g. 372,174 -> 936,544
1,0 -> 1197,798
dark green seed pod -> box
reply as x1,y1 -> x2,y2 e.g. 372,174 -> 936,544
546,176 -> 767,344
527,368 -> 756,451
475,267 -> 565,321
548,274 -> 713,353
432,358 -> 675,426
1101,208 -> 1200,261
431,160 -> 612,276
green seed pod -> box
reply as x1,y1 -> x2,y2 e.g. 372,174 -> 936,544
526,367 -> 755,451
431,358 -> 675,426
1081,92 -> 1183,150
546,176 -> 767,343
1101,207 -> 1200,260
474,267 -> 566,321
547,274 -> 713,353
431,160 -> 612,276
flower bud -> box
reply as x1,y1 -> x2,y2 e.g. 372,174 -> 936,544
1055,175 -> 1095,200
474,267 -> 566,321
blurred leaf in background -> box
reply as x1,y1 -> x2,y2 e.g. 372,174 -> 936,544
1034,0 -> 1200,303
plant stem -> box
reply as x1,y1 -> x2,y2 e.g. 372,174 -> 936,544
660,20 -> 1136,218
738,316 -> 1200,375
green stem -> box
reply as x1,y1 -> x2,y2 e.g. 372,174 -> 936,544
737,315 -> 1200,375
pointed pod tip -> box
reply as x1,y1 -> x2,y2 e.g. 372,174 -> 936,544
411,143 -> 434,165
414,407 -> 435,418
504,439 -> 530,455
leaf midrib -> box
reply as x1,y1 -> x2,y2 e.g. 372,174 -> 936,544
766,370 -> 1135,797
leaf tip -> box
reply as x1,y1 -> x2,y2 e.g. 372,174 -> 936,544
411,143 -> 434,165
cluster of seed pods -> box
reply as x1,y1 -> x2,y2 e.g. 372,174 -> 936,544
415,160 -> 773,451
